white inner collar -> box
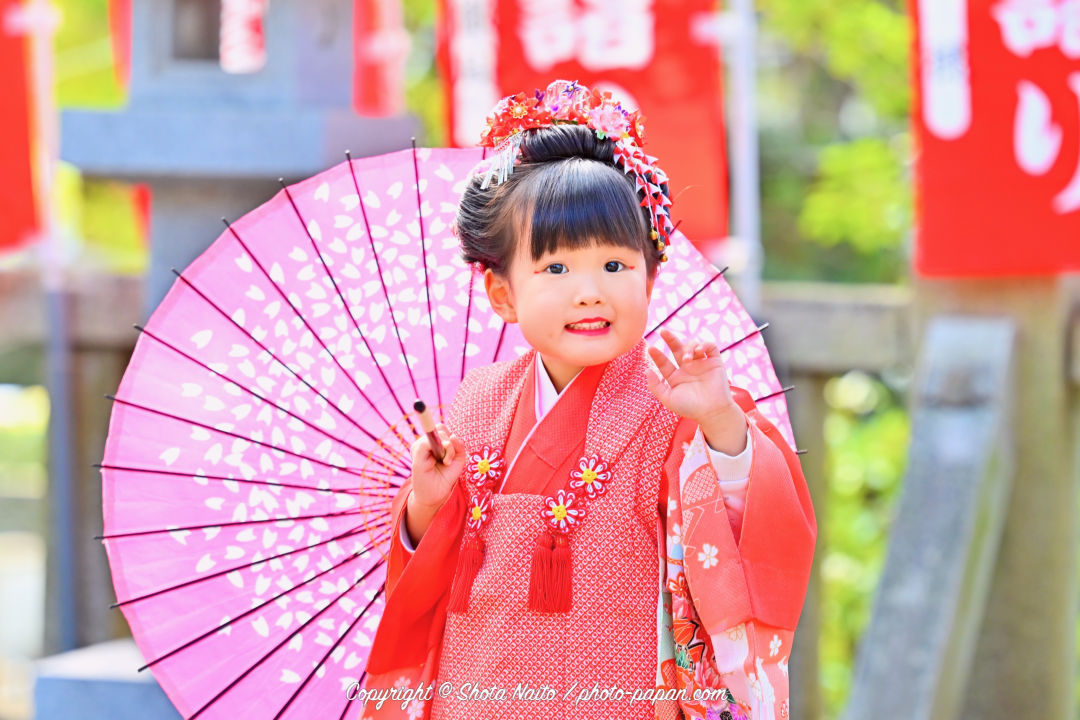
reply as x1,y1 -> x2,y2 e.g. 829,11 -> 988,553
534,355 -> 580,421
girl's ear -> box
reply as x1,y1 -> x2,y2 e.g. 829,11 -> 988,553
483,268 -> 518,323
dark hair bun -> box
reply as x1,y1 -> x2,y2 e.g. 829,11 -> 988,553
456,124 -> 658,276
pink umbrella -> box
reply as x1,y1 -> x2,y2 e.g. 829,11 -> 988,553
99,145 -> 795,719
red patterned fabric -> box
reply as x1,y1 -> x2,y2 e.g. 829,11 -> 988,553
362,342 -> 815,720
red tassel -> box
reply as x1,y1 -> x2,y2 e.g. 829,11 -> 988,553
449,536 -> 484,613
550,534 -> 572,612
528,532 -> 572,613
528,532 -> 554,611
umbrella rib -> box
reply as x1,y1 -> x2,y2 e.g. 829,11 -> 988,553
97,462 -> 397,499
106,394 -> 403,487
99,506 -> 388,541
345,156 -> 424,412
644,267 -> 730,338
112,518 -> 389,608
172,264 -> 412,460
754,385 -> 794,404
273,584 -> 387,720
273,184 -> 421,451
138,526 -> 390,673
719,323 -> 770,354
133,323 -> 410,478
188,557 -> 388,719
493,321 -> 507,364
460,265 -> 477,388
411,140 -> 444,412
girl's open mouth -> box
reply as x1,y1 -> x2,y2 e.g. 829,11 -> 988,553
566,320 -> 611,334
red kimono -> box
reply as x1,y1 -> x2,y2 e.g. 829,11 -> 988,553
360,341 -> 815,720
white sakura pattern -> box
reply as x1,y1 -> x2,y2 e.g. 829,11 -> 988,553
697,543 -> 719,569
769,634 -> 781,657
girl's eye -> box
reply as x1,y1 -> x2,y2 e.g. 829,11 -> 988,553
604,261 -> 626,272
545,263 -> 567,274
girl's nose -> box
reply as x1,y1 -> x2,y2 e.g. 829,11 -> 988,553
573,283 -> 603,306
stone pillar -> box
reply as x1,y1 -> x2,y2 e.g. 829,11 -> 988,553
918,278 -> 1078,720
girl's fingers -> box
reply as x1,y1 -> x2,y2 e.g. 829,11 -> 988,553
660,328 -> 687,364
645,364 -> 670,403
648,344 -> 678,380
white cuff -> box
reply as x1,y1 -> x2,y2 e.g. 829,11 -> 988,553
399,508 -> 417,553
706,426 -> 753,482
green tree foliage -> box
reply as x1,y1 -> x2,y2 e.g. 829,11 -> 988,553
819,372 -> 909,715
757,0 -> 911,282
755,5 -> 918,716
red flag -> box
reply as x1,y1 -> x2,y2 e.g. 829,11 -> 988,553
220,0 -> 267,74
437,0 -> 729,245
912,0 -> 1080,276
0,0 -> 38,255
354,0 -> 409,116
108,0 -> 130,88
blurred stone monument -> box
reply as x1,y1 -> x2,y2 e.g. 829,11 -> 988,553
63,0 -> 418,314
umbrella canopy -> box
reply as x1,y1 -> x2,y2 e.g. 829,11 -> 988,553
100,146 -> 794,719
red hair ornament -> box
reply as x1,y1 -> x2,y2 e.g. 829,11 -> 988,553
473,79 -> 675,261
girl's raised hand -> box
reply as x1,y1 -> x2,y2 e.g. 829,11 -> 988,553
405,423 -> 466,544
646,328 -> 748,455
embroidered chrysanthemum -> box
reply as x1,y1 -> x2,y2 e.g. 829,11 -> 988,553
542,489 -> 585,534
569,454 -> 610,500
465,491 -> 492,531
465,445 -> 503,487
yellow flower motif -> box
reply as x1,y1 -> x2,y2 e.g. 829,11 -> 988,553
477,458 -> 490,475
569,454 -> 610,499
510,103 -> 527,119
552,504 -> 567,521
471,506 -> 483,521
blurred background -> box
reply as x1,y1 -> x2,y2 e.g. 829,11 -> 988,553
0,1 -> 1077,719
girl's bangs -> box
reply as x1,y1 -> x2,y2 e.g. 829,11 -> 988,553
523,160 -> 647,261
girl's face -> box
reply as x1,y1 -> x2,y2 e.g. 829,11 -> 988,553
484,239 -> 655,392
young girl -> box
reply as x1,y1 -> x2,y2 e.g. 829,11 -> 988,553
360,80 -> 816,720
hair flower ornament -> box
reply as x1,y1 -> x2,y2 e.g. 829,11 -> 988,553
474,79 -> 676,260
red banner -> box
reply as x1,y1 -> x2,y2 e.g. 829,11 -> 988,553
437,0 -> 729,245
913,0 -> 1080,276
109,0 -> 130,87
0,0 -> 38,255
354,0 -> 409,116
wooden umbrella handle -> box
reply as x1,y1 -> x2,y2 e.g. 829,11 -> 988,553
412,400 -> 445,464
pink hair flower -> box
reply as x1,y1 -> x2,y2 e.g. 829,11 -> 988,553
588,104 -> 630,140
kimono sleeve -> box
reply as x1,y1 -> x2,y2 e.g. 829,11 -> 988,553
666,387 -> 816,634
